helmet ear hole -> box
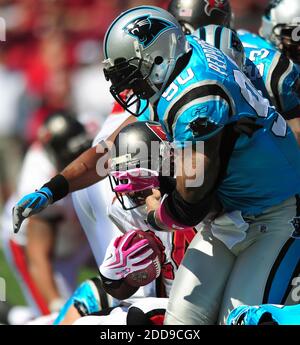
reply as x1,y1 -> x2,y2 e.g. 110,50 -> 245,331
154,56 -> 164,65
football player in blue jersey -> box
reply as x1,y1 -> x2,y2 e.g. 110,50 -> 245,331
102,6 -> 300,325
192,25 -> 271,100
257,0 -> 300,141
168,0 -> 300,143
238,0 -> 300,132
259,0 -> 300,67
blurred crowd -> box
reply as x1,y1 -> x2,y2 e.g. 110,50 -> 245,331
0,0 -> 269,209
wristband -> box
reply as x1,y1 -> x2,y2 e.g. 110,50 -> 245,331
161,190 -> 213,227
146,210 -> 168,232
157,196 -> 190,230
90,277 -> 109,311
42,174 -> 69,202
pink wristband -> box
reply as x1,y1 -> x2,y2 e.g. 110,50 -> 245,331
157,196 -> 193,231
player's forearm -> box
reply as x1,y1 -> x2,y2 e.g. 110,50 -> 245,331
60,145 -> 108,192
12,117 -> 134,233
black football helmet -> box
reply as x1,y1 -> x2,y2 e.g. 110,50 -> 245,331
109,121 -> 173,210
38,111 -> 92,171
168,0 -> 232,34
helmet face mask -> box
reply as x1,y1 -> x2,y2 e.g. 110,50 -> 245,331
104,56 -> 155,116
109,168 -> 160,211
230,29 -> 246,69
103,6 -> 190,116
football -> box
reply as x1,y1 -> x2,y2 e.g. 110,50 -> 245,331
124,230 -> 164,288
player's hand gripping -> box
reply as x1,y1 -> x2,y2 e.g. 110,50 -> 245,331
99,230 -> 154,281
12,187 -> 53,233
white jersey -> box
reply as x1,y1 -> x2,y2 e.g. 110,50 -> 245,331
108,197 -> 197,297
2,143 -> 86,258
92,102 -> 133,145
1,143 -> 92,317
71,64 -> 115,137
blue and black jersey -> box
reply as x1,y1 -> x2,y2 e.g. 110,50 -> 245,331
238,30 -> 300,120
139,35 -> 300,216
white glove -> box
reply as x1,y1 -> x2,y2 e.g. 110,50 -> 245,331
100,230 -> 154,281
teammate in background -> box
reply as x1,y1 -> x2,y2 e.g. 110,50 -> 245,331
258,0 -> 300,67
238,0 -> 300,137
101,6 -> 300,325
53,121 -> 196,325
168,0 -> 300,142
1,112 -> 93,320
257,0 -> 300,140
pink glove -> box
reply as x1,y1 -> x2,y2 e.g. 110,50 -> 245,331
111,168 -> 159,194
99,230 -> 154,280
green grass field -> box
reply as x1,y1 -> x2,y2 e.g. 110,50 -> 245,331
0,248 -> 97,307
0,249 -> 25,305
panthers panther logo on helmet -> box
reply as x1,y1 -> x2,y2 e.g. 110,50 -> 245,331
204,0 -> 228,16
123,15 -> 175,48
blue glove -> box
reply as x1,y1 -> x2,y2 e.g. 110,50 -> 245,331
12,187 -> 53,233
53,279 -> 103,325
